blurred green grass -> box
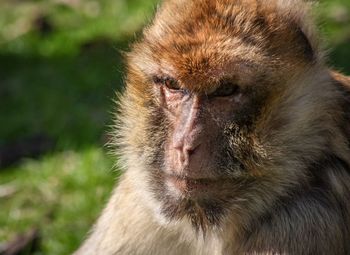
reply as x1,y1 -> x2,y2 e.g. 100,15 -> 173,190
0,0 -> 349,254
0,148 -> 116,254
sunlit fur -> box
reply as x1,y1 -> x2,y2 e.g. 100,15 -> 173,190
75,0 -> 350,254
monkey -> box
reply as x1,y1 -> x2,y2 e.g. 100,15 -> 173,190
75,0 -> 350,254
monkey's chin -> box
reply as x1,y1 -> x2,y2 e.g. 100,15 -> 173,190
154,175 -> 230,230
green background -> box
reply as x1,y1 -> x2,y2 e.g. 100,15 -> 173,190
0,0 -> 349,254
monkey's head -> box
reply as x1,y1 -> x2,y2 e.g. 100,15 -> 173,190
116,0 -> 345,231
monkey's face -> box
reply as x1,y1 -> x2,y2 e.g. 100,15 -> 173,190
146,73 -> 266,229
159,83 -> 244,194
122,0 -> 317,230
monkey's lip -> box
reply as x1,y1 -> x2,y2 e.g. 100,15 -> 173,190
164,174 -> 219,194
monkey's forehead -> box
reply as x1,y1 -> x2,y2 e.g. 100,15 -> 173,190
127,0 -> 318,92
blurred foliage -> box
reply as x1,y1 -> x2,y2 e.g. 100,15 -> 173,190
318,0 -> 350,74
0,0 -> 158,148
0,0 -> 349,254
0,0 -> 157,254
0,0 -> 157,56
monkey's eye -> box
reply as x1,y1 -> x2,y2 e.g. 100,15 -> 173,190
153,76 -> 181,91
211,81 -> 240,97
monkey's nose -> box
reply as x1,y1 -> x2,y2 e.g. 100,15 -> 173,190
173,143 -> 200,167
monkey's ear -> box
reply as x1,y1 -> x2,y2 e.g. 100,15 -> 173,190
294,26 -> 315,61
275,0 -> 320,62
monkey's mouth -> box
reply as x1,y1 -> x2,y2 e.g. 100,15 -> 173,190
164,174 -> 220,196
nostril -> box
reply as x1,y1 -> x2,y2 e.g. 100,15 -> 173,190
185,144 -> 200,156
187,148 -> 195,156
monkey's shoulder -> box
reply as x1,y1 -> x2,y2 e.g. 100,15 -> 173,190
331,70 -> 350,92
